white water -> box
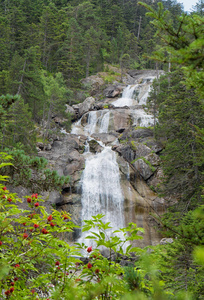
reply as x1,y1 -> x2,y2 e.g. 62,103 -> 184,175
71,110 -> 110,136
77,146 -> 125,246
112,77 -> 154,107
112,77 -> 155,127
131,109 -> 154,127
112,85 -> 137,107
71,76 -> 156,249
71,109 -> 126,248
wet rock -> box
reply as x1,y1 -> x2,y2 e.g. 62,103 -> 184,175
91,133 -> 118,145
88,139 -> 103,153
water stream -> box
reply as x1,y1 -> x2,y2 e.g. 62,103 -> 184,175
71,78 -> 155,248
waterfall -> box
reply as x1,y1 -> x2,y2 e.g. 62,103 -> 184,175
112,85 -> 137,107
112,77 -> 154,107
71,110 -> 110,136
70,75 -> 157,249
131,109 -> 154,127
71,109 -> 126,248
78,146 -> 125,247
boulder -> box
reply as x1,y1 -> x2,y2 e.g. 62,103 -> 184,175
114,144 -> 135,162
160,238 -> 173,245
91,133 -> 118,145
145,152 -> 161,166
119,128 -> 153,142
103,85 -> 123,98
73,97 -> 95,119
132,158 -> 154,180
144,139 -> 164,153
88,139 -> 103,153
81,75 -> 105,95
65,104 -> 76,118
131,143 -> 152,159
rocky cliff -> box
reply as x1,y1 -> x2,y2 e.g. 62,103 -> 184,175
37,68 -> 166,247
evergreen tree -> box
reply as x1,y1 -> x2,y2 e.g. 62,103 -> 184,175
1,97 -> 37,154
158,208 -> 204,297
40,70 -> 72,138
148,70 -> 204,209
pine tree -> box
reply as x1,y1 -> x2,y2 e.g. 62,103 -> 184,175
1,97 -> 37,153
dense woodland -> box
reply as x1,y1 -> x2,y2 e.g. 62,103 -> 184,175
0,0 -> 204,299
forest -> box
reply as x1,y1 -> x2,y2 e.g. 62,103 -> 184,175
0,0 -> 204,299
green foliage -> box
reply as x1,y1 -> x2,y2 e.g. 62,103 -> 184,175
150,208 -> 204,298
0,154 -> 203,299
0,166 -> 80,298
147,70 -> 204,206
1,96 -> 37,154
139,1 -> 204,96
0,149 -> 69,192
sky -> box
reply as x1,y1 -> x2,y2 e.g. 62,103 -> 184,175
176,0 -> 198,11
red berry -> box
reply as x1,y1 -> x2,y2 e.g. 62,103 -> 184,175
87,246 -> 92,253
34,224 -> 39,228
2,195 -> 6,199
63,214 -> 69,220
95,269 -> 100,274
28,213 -> 36,219
31,289 -> 35,294
23,233 -> 28,239
50,222 -> 55,227
7,198 -> 12,202
5,290 -> 10,295
10,282 -> 15,286
9,287 -> 14,293
27,197 -> 32,203
87,262 -> 92,269
41,228 -> 48,234
55,261 -> 60,266
34,202 -> 39,207
2,186 -> 7,191
15,264 -> 20,268
47,215 -> 53,222
22,222 -> 26,226
14,277 -> 18,281
0,241 -> 2,246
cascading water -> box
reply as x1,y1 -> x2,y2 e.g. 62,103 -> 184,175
112,78 -> 154,108
71,76 -> 156,248
112,84 -> 137,107
112,78 -> 155,127
71,110 -> 110,136
71,108 -> 126,248
77,146 -> 125,246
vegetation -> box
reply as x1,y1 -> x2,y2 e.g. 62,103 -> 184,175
0,157 -> 203,299
0,0 -> 203,298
